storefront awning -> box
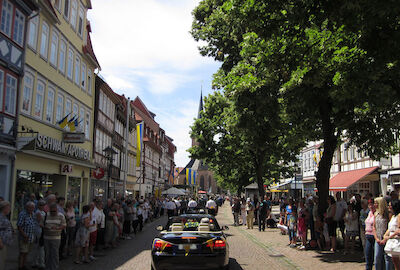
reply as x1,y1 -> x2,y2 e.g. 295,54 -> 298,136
329,166 -> 379,192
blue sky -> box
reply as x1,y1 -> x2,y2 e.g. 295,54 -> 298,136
87,0 -> 221,167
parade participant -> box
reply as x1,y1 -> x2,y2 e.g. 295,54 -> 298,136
17,201 -> 36,270
43,203 -> 66,270
206,197 -> 217,216
0,201 -> 12,270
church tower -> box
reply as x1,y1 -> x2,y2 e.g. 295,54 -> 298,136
191,91 -> 203,147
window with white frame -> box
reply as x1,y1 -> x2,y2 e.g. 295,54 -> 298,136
81,62 -> 86,89
1,0 -> 12,37
56,93 -> 64,122
74,57 -> 80,85
34,81 -> 45,119
54,0 -> 61,11
79,107 -> 84,131
65,98 -> 71,116
78,7 -> 84,36
72,103 -> 78,118
49,31 -> 59,66
67,48 -> 73,79
46,87 -> 55,123
64,0 -> 69,18
4,74 -> 16,115
85,111 -> 90,139
59,39 -> 66,73
13,9 -> 25,46
70,0 -> 77,29
87,69 -> 92,94
27,15 -> 38,49
40,22 -> 49,58
21,73 -> 33,114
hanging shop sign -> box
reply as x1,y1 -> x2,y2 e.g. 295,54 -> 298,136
92,167 -> 105,179
35,133 -> 91,161
61,164 -> 73,174
62,132 -> 85,143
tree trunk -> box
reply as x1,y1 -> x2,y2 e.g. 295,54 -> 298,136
316,100 -> 338,217
255,159 -> 265,200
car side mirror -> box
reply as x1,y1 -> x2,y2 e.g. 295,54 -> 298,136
222,225 -> 229,231
156,225 -> 163,231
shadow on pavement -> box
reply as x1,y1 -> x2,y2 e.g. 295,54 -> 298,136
314,250 -> 364,264
229,257 -> 244,270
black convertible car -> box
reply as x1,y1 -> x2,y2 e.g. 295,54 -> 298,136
151,214 -> 229,270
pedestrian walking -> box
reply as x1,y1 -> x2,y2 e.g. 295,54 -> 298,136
240,198 -> 246,226
0,201 -> 13,270
232,198 -> 240,226
17,201 -> 36,270
43,203 -> 66,270
258,196 -> 270,231
246,198 -> 255,229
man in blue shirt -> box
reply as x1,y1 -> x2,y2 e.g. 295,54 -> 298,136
17,201 -> 36,270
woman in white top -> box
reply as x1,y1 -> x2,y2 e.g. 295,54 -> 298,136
344,203 -> 359,254
383,199 -> 400,269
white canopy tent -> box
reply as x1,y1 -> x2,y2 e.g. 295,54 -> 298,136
162,187 -> 186,196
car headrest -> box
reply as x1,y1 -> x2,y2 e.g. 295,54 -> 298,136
198,224 -> 210,231
171,223 -> 184,232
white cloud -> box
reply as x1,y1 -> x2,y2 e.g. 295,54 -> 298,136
151,99 -> 199,167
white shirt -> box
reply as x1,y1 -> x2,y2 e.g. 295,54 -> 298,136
174,200 -> 181,208
335,199 -> 348,221
188,200 -> 198,208
206,200 -> 217,209
166,201 -> 176,210
95,207 -> 105,229
89,209 -> 100,233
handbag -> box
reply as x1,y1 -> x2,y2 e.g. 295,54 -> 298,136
384,238 -> 400,255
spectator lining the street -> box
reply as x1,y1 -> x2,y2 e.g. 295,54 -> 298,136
373,197 -> 392,269
17,201 -> 36,270
32,200 -> 46,269
0,201 -> 13,270
364,199 -> 376,270
383,199 -> 400,269
43,202 -> 66,270
65,201 -> 76,257
344,203 -> 359,254
74,205 -> 90,264
246,198 -> 255,229
326,195 -> 337,252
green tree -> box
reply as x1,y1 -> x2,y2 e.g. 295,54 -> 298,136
191,0 -> 400,213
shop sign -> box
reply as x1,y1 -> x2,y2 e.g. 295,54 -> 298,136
61,164 -> 73,174
93,167 -> 105,179
35,133 -> 90,161
63,132 -> 85,143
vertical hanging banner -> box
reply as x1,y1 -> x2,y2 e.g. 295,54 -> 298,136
191,170 -> 196,185
136,122 -> 143,167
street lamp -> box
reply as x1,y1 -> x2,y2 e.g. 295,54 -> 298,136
103,146 -> 117,200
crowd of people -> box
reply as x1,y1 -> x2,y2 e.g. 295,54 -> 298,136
0,192 -> 167,270
229,191 -> 400,270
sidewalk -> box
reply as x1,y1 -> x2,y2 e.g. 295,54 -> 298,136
220,203 -> 364,270
5,216 -> 166,270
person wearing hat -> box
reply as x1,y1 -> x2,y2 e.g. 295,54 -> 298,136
0,201 -> 12,270
246,198 -> 255,229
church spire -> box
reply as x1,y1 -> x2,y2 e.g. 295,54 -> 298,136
197,88 -> 203,119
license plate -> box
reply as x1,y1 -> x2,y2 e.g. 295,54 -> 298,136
178,244 -> 197,250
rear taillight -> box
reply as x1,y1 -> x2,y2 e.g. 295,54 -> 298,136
207,239 -> 226,249
214,240 -> 226,248
153,239 -> 172,251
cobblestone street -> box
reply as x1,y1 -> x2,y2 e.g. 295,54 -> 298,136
5,203 -> 366,270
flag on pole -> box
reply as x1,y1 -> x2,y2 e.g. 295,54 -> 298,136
193,171 -> 196,185
68,116 -> 76,132
136,122 -> 143,167
57,113 -> 71,129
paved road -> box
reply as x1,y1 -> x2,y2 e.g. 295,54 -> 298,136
54,205 -> 299,270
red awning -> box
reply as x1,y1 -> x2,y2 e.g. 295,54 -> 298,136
329,166 -> 379,192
